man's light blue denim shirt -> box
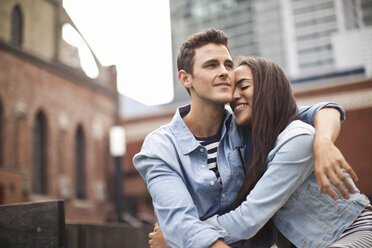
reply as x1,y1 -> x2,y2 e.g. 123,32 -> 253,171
133,103 -> 345,248
206,121 -> 369,248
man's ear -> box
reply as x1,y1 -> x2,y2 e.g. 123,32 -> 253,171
178,70 -> 192,89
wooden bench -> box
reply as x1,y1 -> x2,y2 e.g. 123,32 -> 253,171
0,200 -> 65,248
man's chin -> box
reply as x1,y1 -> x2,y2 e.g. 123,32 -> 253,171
216,94 -> 233,104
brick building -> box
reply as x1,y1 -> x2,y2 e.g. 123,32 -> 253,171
0,0 -> 119,223
123,78 -> 372,218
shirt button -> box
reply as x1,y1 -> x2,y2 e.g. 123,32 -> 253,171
209,181 -> 215,186
199,148 -> 204,152
222,193 -> 226,198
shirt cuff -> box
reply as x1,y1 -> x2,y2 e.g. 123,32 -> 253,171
204,215 -> 229,239
322,102 -> 346,122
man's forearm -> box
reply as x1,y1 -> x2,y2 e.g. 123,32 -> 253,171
313,107 -> 341,143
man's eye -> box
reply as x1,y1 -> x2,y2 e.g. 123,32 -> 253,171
206,63 -> 216,67
226,64 -> 233,69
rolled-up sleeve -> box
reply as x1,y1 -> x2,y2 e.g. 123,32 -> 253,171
298,102 -> 345,125
133,134 -> 225,248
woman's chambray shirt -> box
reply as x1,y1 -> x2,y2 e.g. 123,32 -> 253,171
133,103 -> 345,248
207,120 -> 369,248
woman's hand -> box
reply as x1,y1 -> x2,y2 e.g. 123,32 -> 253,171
148,222 -> 170,248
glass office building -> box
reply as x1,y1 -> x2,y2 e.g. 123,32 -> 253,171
170,0 -> 372,100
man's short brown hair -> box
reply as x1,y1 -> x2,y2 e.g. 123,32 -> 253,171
177,28 -> 230,75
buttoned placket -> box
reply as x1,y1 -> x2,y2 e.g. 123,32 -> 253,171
199,146 -> 217,187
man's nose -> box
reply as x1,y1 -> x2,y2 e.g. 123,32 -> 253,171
218,65 -> 228,77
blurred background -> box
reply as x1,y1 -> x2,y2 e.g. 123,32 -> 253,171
0,0 -> 371,246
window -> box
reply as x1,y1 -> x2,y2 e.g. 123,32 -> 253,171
75,125 -> 86,199
11,5 -> 23,47
32,111 -> 48,195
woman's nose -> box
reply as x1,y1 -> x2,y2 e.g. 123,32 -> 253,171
233,87 -> 240,100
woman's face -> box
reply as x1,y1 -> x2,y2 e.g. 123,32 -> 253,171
230,65 -> 254,125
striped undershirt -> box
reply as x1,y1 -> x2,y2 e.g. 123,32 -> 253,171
329,204 -> 372,247
195,133 -> 221,184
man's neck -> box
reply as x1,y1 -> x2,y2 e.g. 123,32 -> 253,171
183,101 -> 225,138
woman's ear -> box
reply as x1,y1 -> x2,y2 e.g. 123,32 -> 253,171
178,70 -> 192,89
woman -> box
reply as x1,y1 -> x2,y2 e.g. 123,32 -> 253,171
206,56 -> 372,247
150,57 -> 372,247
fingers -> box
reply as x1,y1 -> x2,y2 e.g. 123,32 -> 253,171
328,169 -> 348,200
149,230 -> 169,248
317,172 -> 338,200
148,237 -> 153,247
335,166 -> 355,196
314,143 -> 359,200
340,159 -> 359,183
330,157 -> 356,199
315,174 -> 324,194
314,166 -> 325,194
154,225 -> 161,232
321,163 -> 355,200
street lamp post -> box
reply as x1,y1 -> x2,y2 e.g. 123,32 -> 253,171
109,126 -> 126,222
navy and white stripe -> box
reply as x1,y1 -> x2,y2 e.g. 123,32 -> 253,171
195,133 -> 221,184
329,204 -> 372,247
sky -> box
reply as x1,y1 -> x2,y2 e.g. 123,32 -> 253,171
62,0 -> 174,106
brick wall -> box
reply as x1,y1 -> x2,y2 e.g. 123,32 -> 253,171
0,45 -> 118,223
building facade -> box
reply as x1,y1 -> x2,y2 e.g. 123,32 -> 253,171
170,0 -> 372,100
0,0 -> 119,223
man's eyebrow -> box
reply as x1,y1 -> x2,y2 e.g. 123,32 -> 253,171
201,58 -> 234,65
201,59 -> 218,65
225,59 -> 234,64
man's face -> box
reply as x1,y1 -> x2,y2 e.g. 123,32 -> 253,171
188,43 -> 235,105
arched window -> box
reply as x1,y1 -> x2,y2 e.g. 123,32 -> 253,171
75,125 -> 86,199
11,5 -> 23,47
32,111 -> 48,195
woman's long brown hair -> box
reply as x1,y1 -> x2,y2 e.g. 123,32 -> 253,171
233,57 -> 298,242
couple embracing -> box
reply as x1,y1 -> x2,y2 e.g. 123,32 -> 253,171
134,29 -> 372,248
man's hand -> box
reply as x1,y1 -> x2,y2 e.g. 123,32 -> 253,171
149,222 -> 170,248
313,108 -> 358,200
314,137 -> 358,200
148,222 -> 230,248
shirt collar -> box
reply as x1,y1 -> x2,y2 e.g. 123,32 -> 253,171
169,104 -> 233,155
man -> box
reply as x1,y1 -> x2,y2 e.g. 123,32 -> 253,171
133,29 -> 357,248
